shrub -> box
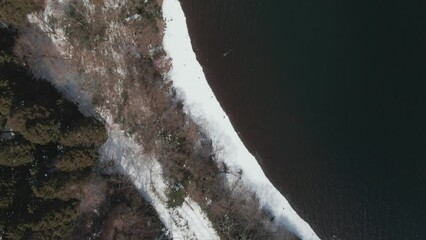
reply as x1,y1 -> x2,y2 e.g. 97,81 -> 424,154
0,51 -> 16,64
135,0 -> 162,24
63,0 -> 107,49
167,183 -> 186,208
0,0 -> 41,26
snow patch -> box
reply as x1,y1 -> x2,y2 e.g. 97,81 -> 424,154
99,110 -> 219,240
125,14 -> 141,22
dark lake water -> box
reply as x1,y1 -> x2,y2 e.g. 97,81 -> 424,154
180,0 -> 426,239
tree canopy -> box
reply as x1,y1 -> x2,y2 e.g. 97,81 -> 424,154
8,105 -> 61,144
0,137 -> 34,167
0,27 -> 108,239
55,149 -> 99,172
60,118 -> 107,147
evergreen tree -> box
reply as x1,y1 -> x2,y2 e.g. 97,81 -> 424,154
0,115 -> 4,129
30,201 -> 79,232
0,51 -> 16,64
60,118 -> 107,147
0,174 -> 17,209
0,79 -> 13,127
31,173 -> 90,200
0,137 -> 34,167
8,105 -> 61,144
6,201 -> 79,239
55,148 -> 98,172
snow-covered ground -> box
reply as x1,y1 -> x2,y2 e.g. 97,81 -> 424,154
162,0 -> 320,239
99,112 -> 219,240
24,1 -> 220,239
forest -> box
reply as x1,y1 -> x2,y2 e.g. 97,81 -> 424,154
0,5 -> 166,238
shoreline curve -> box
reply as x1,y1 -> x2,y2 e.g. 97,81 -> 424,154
162,0 -> 321,239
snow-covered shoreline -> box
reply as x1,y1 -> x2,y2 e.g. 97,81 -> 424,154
22,0 -> 320,238
162,0 -> 320,239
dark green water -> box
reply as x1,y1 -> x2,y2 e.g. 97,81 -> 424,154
181,0 -> 426,239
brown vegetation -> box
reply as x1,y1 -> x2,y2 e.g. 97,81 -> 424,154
0,0 -> 43,26
62,0 -> 107,49
71,174 -> 167,240
10,0 -> 299,239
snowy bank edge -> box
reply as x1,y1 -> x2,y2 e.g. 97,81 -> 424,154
162,0 -> 320,239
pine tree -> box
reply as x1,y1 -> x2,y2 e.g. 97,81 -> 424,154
31,173 -> 90,200
55,148 -> 98,172
7,201 -> 80,239
0,174 -> 17,209
0,137 -> 34,167
0,79 -> 13,127
60,118 -> 107,147
8,105 -> 61,145
30,201 -> 79,232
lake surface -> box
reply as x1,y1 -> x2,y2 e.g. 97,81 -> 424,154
180,0 -> 426,239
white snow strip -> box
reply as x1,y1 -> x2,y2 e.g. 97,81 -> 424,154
99,112 -> 219,240
25,1 -> 220,239
162,0 -> 320,239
